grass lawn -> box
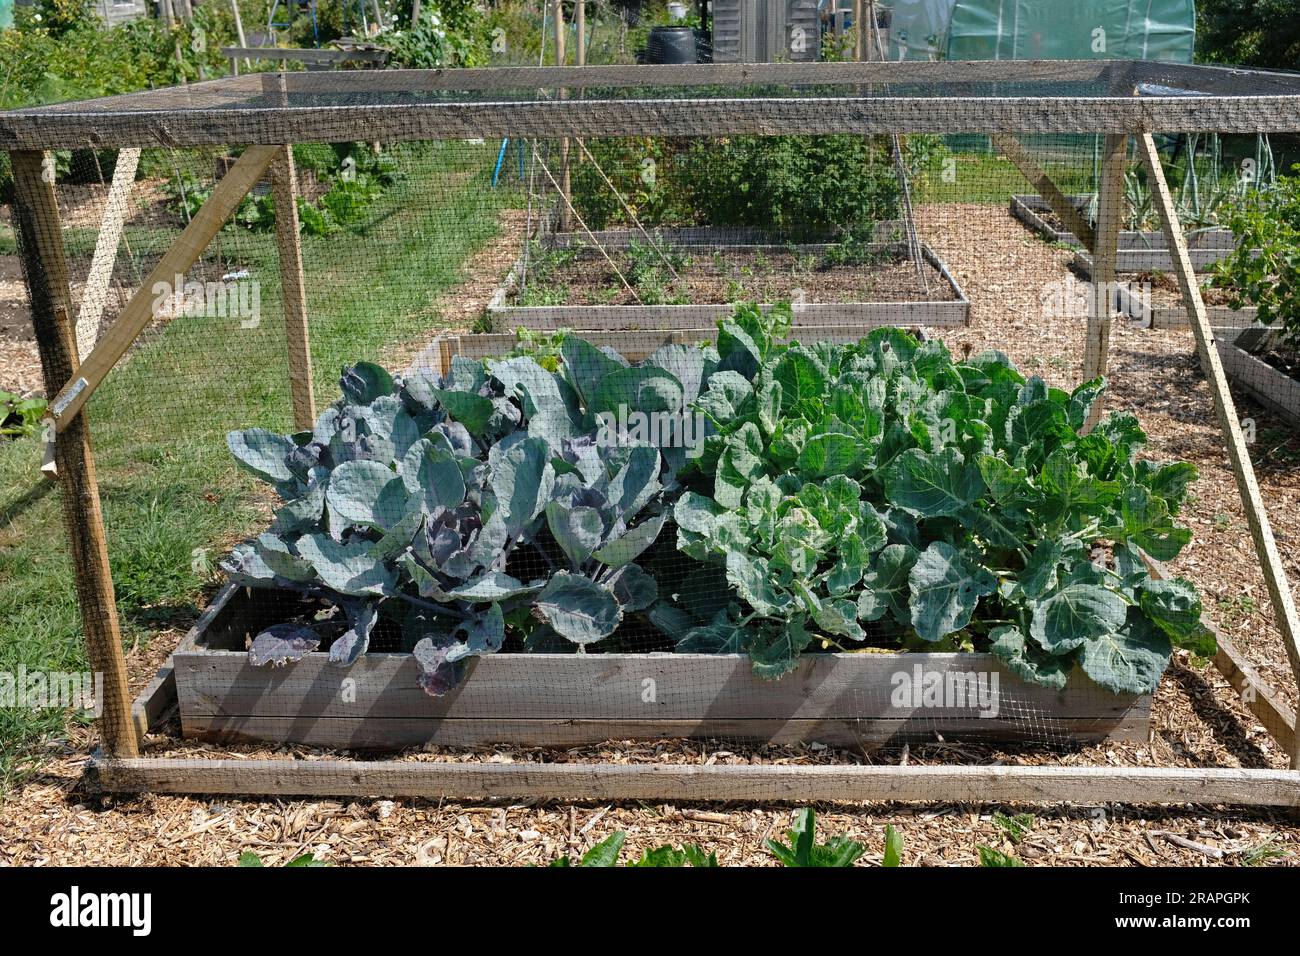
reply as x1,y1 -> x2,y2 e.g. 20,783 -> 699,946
916,143 -> 1100,205
0,140 -> 521,789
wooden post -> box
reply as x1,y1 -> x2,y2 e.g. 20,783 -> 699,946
47,145 -> 280,431
9,151 -> 138,759
554,0 -> 572,232
575,0 -> 586,66
1081,133 -> 1126,428
854,0 -> 865,61
270,145 -> 316,429
229,0 -> 251,73
1137,132 -> 1300,770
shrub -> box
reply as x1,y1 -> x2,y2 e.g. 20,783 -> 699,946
1213,165 -> 1300,349
676,135 -> 901,240
381,0 -> 491,68
570,135 -> 901,239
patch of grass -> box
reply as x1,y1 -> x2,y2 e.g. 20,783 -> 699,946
0,141 -> 518,789
916,149 -> 1096,205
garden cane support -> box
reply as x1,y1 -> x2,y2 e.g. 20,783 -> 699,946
271,144 -> 317,430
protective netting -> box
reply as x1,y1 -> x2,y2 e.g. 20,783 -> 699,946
6,55 -> 1300,767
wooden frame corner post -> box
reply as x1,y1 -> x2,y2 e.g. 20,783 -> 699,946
1137,132 -> 1300,769
270,145 -> 316,429
9,150 -> 138,758
1082,133 -> 1127,428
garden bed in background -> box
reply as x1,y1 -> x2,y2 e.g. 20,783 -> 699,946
1011,194 -> 1238,272
1215,326 -> 1300,429
486,228 -> 970,333
1102,267 -> 1259,331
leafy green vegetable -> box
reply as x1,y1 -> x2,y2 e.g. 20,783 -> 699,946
223,302 -> 1207,699
0,390 -> 48,439
546,832 -> 717,867
667,306 -> 1207,694
992,812 -> 1035,844
882,825 -> 904,867
224,343 -> 678,694
977,845 -> 1026,867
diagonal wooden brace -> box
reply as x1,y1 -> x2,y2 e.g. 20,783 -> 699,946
47,144 -> 281,432
992,133 -> 1097,252
1137,132 -> 1300,770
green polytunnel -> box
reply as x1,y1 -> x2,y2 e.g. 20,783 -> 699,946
886,0 -> 1196,62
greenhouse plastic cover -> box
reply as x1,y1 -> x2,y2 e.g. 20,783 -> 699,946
888,0 -> 1196,62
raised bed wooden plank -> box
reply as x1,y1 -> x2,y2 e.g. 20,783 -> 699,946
1112,280 -> 1257,330
1013,194 -> 1237,257
131,661 -> 176,738
84,757 -> 1300,807
175,649 -> 1145,722
1073,247 -> 1233,277
174,585 -> 1148,748
179,714 -> 1150,750
1215,328 -> 1300,429
418,327 -> 938,370
488,302 -> 970,332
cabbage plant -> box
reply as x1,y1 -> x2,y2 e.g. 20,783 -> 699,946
663,306 -> 1213,694
223,342 -> 689,694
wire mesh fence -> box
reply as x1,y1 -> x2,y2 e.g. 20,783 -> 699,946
4,60 -> 1300,775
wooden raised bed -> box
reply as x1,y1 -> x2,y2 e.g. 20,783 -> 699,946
1012,194 -> 1237,272
140,583 -> 1151,751
485,228 -> 970,334
1215,326 -> 1300,428
1108,276 -> 1258,331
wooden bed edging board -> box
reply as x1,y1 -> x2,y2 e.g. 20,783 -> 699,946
1111,280 -> 1257,331
485,236 -> 970,332
164,583 -> 1149,750
83,757 -> 1300,807
1214,327 -> 1300,429
418,328 -> 947,368
1012,194 -> 1237,273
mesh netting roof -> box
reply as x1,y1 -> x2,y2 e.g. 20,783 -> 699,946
3,60 -> 1300,148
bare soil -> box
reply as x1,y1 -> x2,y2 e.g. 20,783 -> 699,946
511,244 -> 957,307
1134,269 -> 1237,310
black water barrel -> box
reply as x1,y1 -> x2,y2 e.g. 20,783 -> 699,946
644,26 -> 699,64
